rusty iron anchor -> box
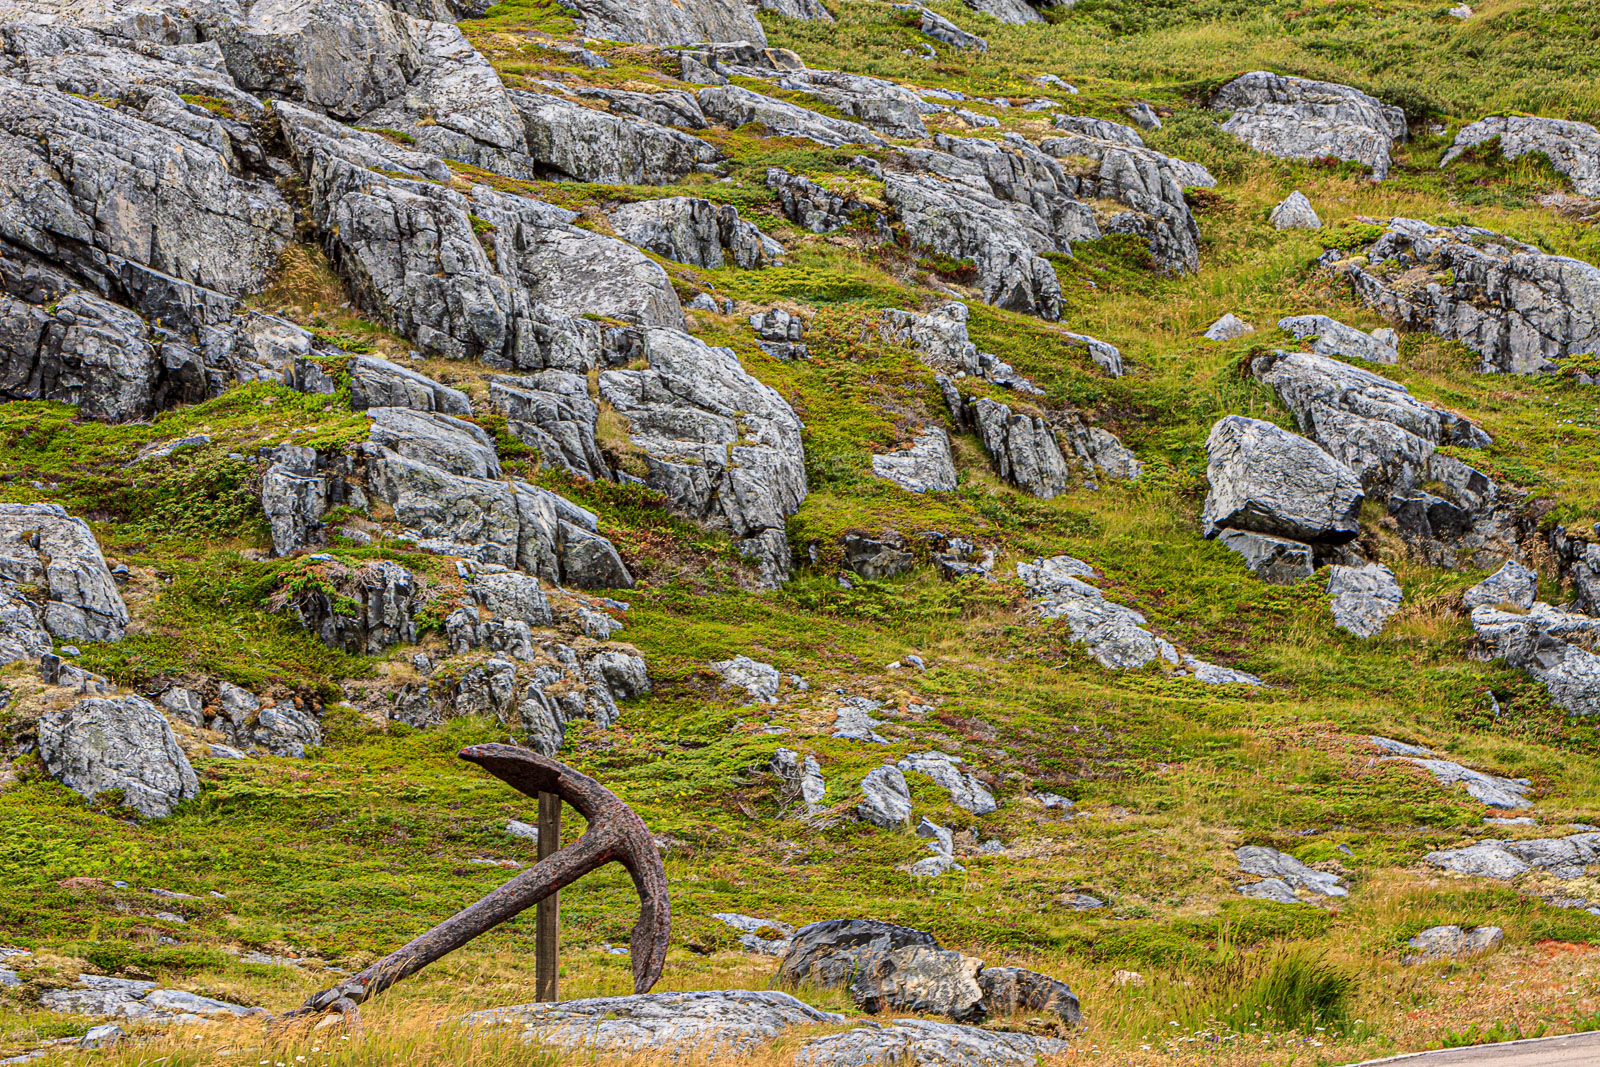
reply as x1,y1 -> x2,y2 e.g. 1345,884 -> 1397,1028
280,744 -> 670,1028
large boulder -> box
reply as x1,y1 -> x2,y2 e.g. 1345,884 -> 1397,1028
1442,115 -> 1600,197
1210,71 -> 1406,180
778,920 -> 984,1022
512,91 -> 723,184
38,696 -> 199,818
1472,602 -> 1600,716
597,328 -> 806,587
560,0 -> 766,45
797,1020 -> 1068,1066
872,429 -> 959,493
1201,416 -> 1364,543
1327,562 -> 1402,638
0,503 -> 129,643
1327,217 -> 1600,376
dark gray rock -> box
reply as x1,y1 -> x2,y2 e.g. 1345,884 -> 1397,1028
1327,217 -> 1600,376
1211,71 -> 1406,180
977,967 -> 1082,1025
38,696 -> 198,818
842,534 -> 915,580
347,354 -> 471,414
779,919 -> 984,1023
512,91 -> 723,184
283,559 -> 423,655
1201,416 -> 1364,543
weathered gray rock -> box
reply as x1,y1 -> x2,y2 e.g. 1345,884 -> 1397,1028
977,968 -> 1082,1025
842,534 -> 914,580
895,6 -> 987,51
699,85 -> 885,148
713,913 -> 796,955
968,397 -> 1070,499
1463,560 -> 1537,610
834,698 -> 890,744
260,445 -> 334,556
1236,845 -> 1348,898
465,991 -> 841,1056
159,688 -> 205,729
1216,529 -> 1315,584
873,430 -> 958,493
1052,114 -> 1142,146
1211,71 -> 1406,180
798,1020 -> 1068,1067
962,0 -> 1041,22
1202,416 -> 1364,543
779,919 -> 983,1022
1471,602 -> 1600,716
767,168 -> 882,234
1238,877 -> 1302,904
858,766 -> 914,829
1270,190 -> 1322,230
772,747 -> 826,814
282,559 -> 423,654
0,504 -> 129,643
560,0 -> 766,45
489,371 -> 608,481
1277,315 -> 1399,365
1203,313 -> 1254,341
712,655 -> 781,704
1403,925 -> 1504,965
897,751 -> 996,814
37,696 -> 199,818
1425,833 -> 1600,880
347,355 -> 471,414
777,69 -> 930,140
758,0 -> 834,21
1371,737 -> 1532,809
1328,563 -> 1402,638
1442,116 -> 1600,197
567,85 -> 707,129
598,328 -> 806,587
39,973 -> 253,1020
511,91 -> 722,185
610,197 -> 781,269
1328,217 -> 1600,375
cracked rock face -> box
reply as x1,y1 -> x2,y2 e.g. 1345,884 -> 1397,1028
609,197 -> 781,270
1201,415 -> 1365,543
857,766 -> 914,829
469,992 -> 841,1055
559,0 -> 766,46
598,328 -> 806,588
1211,71 -> 1406,180
797,1020 -> 1068,1067
1463,560 -> 1537,610
699,85 -> 885,148
488,371 -> 609,481
897,751 -> 996,814
0,503 -> 129,644
1328,217 -> 1600,375
38,696 -> 199,818
1472,602 -> 1600,716
1327,562 -> 1402,638
512,91 -> 723,184
872,429 -> 958,493
1277,315 -> 1398,365
1443,115 -> 1600,197
1426,832 -> 1600,880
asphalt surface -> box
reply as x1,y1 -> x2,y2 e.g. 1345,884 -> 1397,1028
1345,1031 -> 1600,1066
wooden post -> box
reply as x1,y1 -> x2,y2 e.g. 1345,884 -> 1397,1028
535,791 -> 561,1002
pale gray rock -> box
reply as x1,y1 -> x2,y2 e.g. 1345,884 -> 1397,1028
1238,877 -> 1302,904
777,69 -> 930,140
772,747 -> 826,814
464,991 -> 841,1056
713,913 -> 796,956
598,328 -> 806,587
917,816 -> 954,858
779,919 -> 983,1022
758,0 -> 834,20
0,503 -> 129,643
834,698 -> 890,744
1236,845 -> 1348,897
39,974 -> 252,1020
1201,416 -> 1364,543
1203,313 -> 1254,341
1216,529 -> 1314,585
976,967 -> 1082,1026
489,371 -> 609,480
506,819 -> 539,840
894,6 -> 987,50
908,854 -> 964,877
1126,102 -> 1161,130
1403,925 -> 1503,965
260,445 -> 331,556
1423,834 -> 1600,880
962,0 -> 1041,22
567,85 -> 708,130
158,687 -> 205,728
1463,560 -> 1537,610
348,354 -> 471,414
1018,558 -> 1190,674
286,559 -> 423,655
1053,114 -> 1143,146
1372,739 -> 1532,810
712,655 -> 781,704
1442,115 -> 1600,197
873,429 -> 958,493
1328,217 -> 1600,375
560,0 -> 766,45
1183,655 -> 1266,686
1211,71 -> 1406,180
1269,190 -> 1322,230
858,766 -> 914,829
37,696 -> 199,818
1470,602 -> 1600,716
511,91 -> 722,185
699,85 -> 885,148
767,168 -> 882,233
610,197 -> 780,269
969,397 -> 1070,499
797,1020 -> 1068,1067
897,751 -> 996,815
1277,315 -> 1399,365
1327,562 -> 1402,638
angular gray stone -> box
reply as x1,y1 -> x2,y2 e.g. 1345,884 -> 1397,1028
1203,313 -> 1254,341
834,698 -> 890,744
1327,562 -> 1402,638
598,328 -> 806,587
713,913 -> 796,956
1423,835 -> 1600,880
1277,315 -> 1398,365
758,0 -> 834,20
1471,602 -> 1600,716
698,85 -> 885,148
872,430 -> 958,493
968,398 -> 1069,499
1463,560 -> 1537,610
1442,116 -> 1600,197
895,6 -> 987,51
1269,190 -> 1322,230
772,747 -> 826,814
1211,71 -> 1406,180
37,696 -> 199,818
842,534 -> 914,580
1372,739 -> 1532,810
463,991 -> 841,1055
284,559 -> 423,655
1403,925 -> 1504,965
1126,102 -> 1161,130
776,69 -> 930,140
1328,217 -> 1600,376
261,445 -> 331,556
610,197 -> 780,270
1238,877 -> 1302,904
1236,845 -> 1348,897
511,91 -> 722,185
159,688 -> 205,729
1053,114 -> 1142,146
712,655 -> 781,704
488,371 -> 609,481
1216,529 -> 1314,585
858,766 -> 914,829
0,503 -> 129,643
559,0 -> 766,45
347,355 -> 471,414
767,168 -> 882,234
896,751 -> 996,815
1202,416 -> 1364,543
779,919 -> 983,1022
797,1020 -> 1068,1067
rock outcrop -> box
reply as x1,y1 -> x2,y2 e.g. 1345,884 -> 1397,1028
1326,218 -> 1600,375
897,751 -> 997,814
797,1020 -> 1068,1067
489,372 -> 610,481
0,504 -> 129,645
1370,736 -> 1532,809
1210,71 -> 1407,180
1201,416 -> 1364,544
513,91 -> 723,184
1442,116 -> 1600,197
1426,832 -> 1600,880
1403,925 -> 1504,965
1327,562 -> 1402,638
558,0 -> 766,46
1463,560 -> 1538,611
609,198 -> 782,269
767,168 -> 883,233
699,85 -> 885,148
38,696 -> 199,818
858,766 -> 914,829
598,329 -> 807,587
1472,602 -> 1600,716
1277,315 -> 1398,365
872,429 -> 959,493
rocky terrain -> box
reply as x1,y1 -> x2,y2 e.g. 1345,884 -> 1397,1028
7,0 -> 1600,1063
